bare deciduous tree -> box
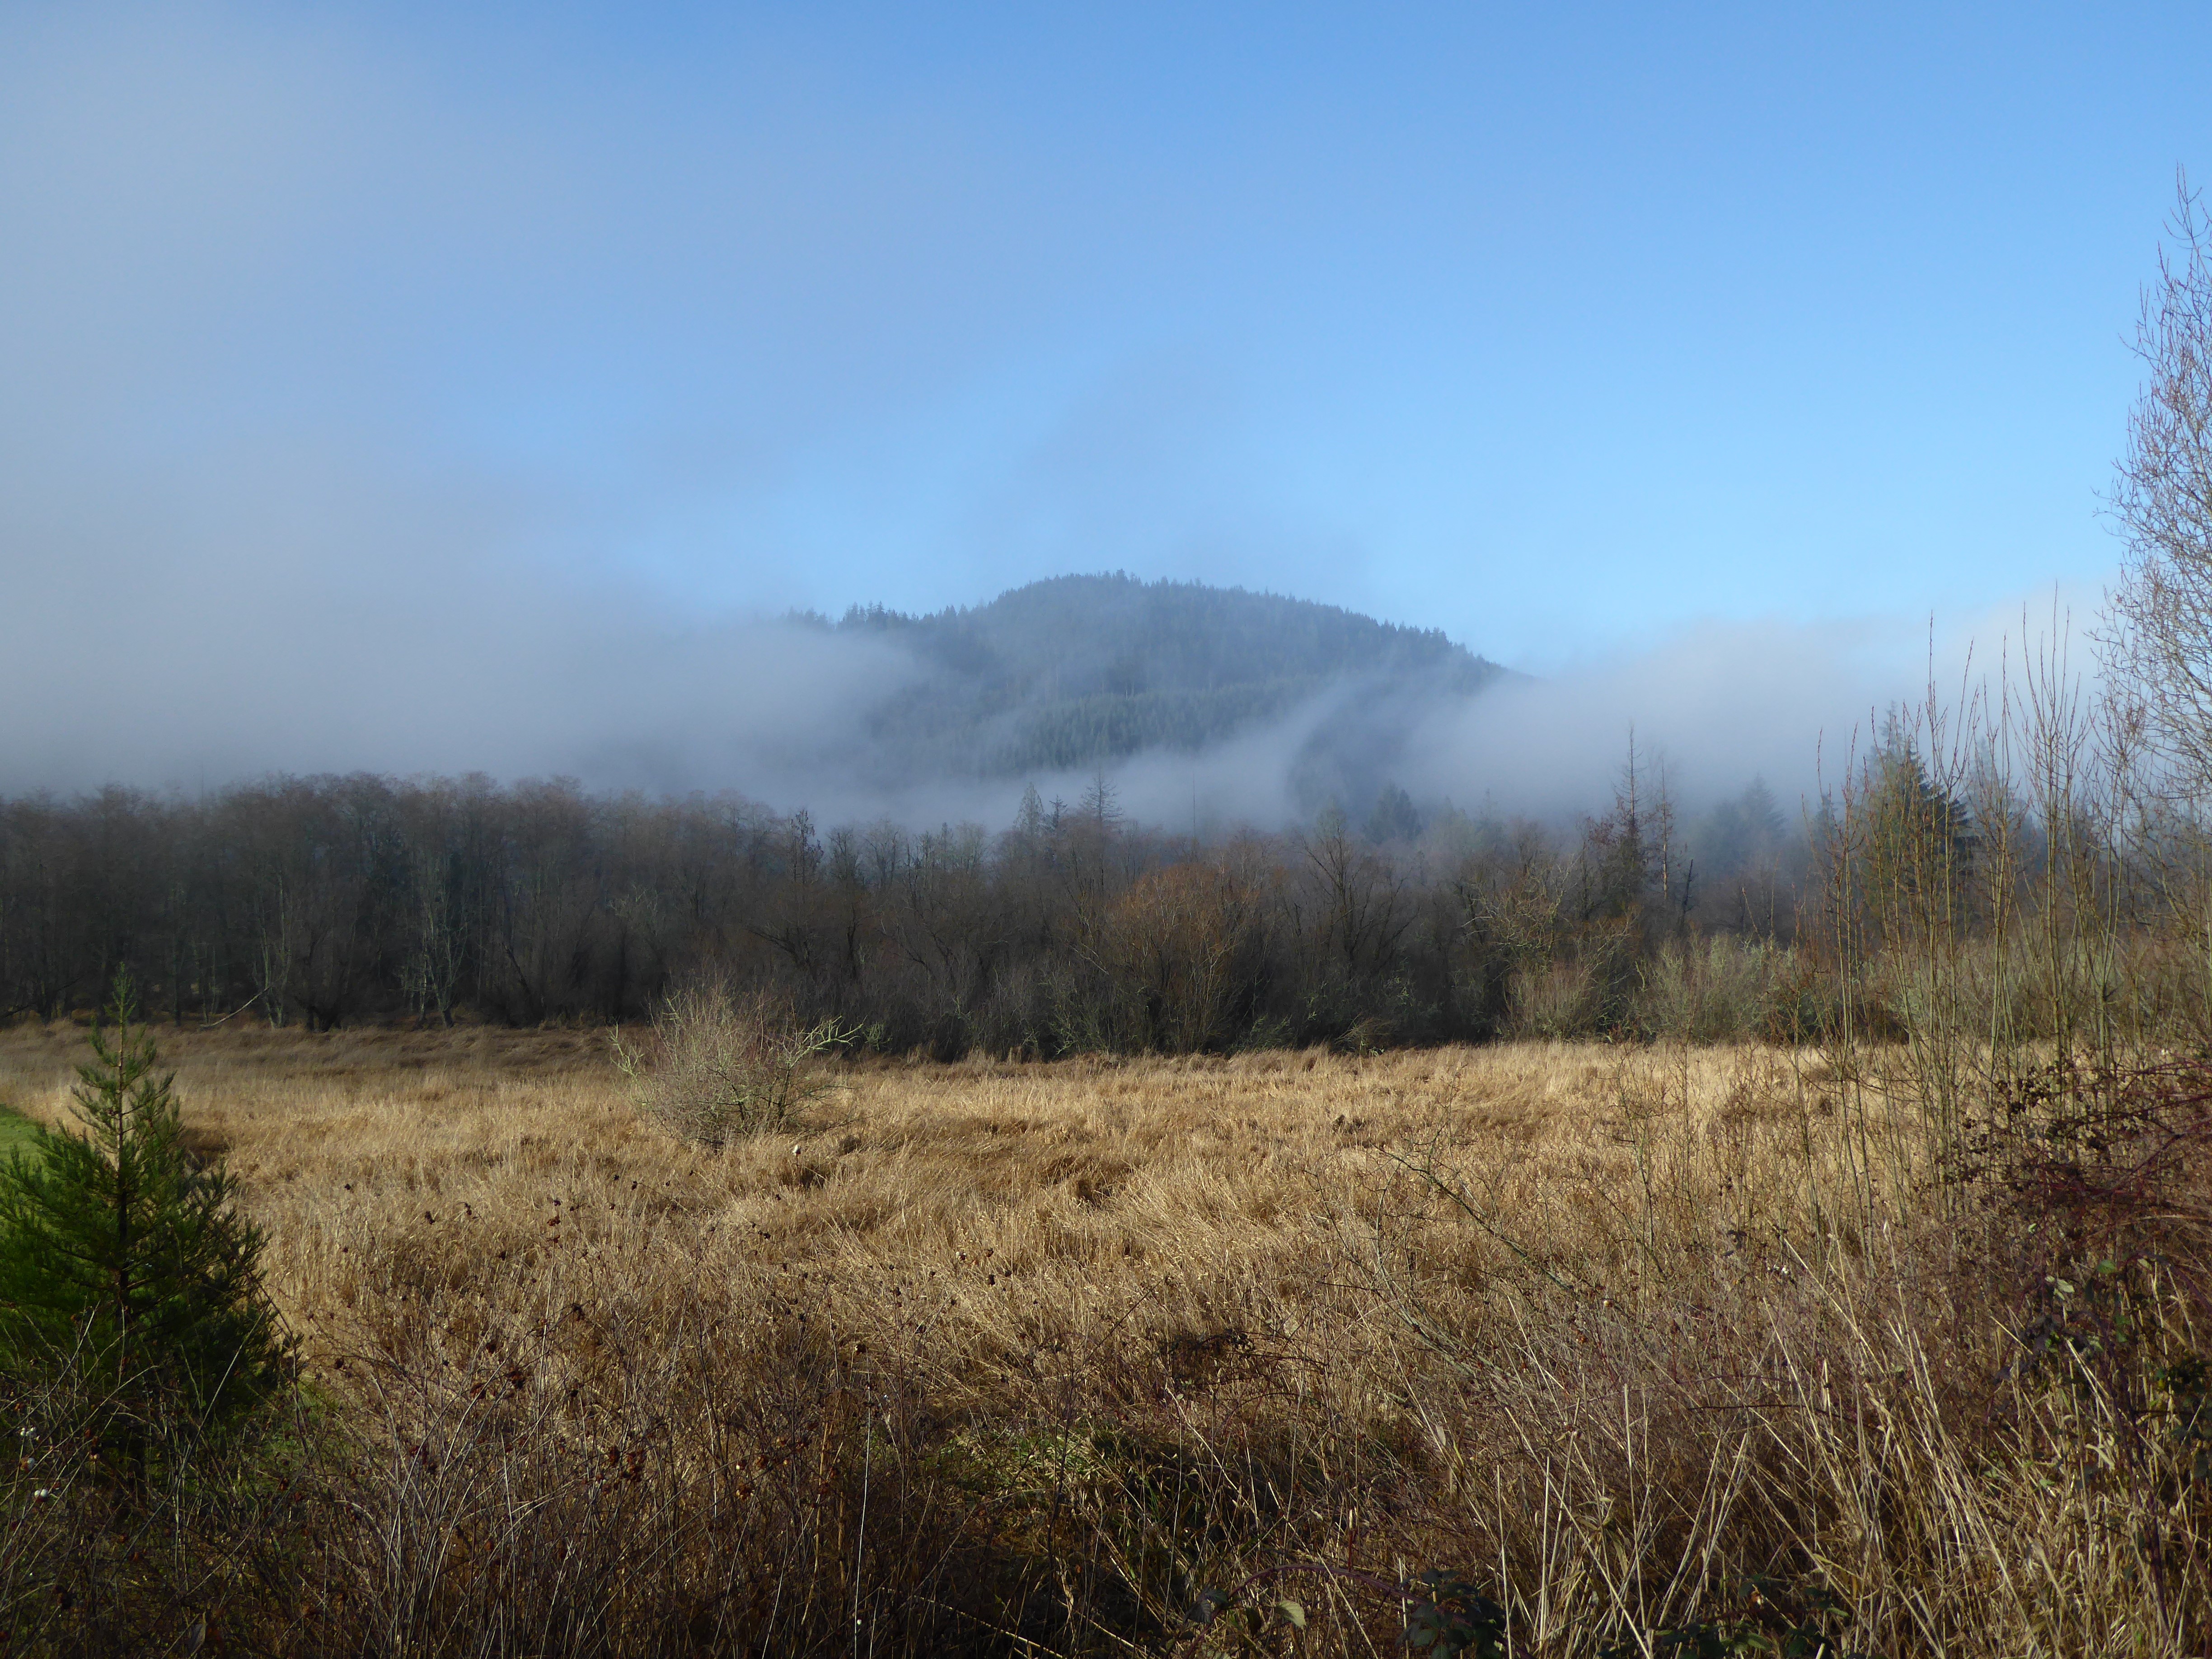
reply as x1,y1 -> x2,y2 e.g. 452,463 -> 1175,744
2108,175 -> 2212,793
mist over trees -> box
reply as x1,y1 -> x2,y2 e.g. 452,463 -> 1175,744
817,574 -> 1505,809
11,567 -> 2157,1061
13,579 -> 2176,1060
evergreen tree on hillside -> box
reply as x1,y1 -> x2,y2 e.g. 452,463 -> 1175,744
1695,777 -> 1787,879
1365,783 -> 1422,844
840,574 -> 1504,780
0,977 -> 293,1469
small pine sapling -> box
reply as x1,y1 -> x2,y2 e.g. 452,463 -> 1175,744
0,977 -> 293,1473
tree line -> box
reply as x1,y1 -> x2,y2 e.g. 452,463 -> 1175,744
0,765 -> 1808,1052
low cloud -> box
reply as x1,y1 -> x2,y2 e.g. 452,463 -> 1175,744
0,444 -> 928,797
1401,617 -> 1919,821
3,505 -> 2105,841
1397,594 -> 2106,825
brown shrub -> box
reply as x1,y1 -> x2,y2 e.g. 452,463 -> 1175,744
611,982 -> 849,1148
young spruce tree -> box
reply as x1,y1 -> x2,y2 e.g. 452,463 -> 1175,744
0,977 -> 292,1467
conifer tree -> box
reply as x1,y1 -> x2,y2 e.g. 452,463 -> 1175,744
0,976 -> 292,1468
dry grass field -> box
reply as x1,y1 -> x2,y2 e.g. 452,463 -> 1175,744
0,1019 -> 2197,1655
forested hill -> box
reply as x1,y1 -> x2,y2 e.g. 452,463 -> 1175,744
813,575 -> 1504,796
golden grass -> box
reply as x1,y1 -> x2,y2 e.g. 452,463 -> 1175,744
0,1026 -> 1846,1383
0,1021 -> 2193,1655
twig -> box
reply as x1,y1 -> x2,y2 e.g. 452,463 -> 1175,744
197,988 -> 265,1030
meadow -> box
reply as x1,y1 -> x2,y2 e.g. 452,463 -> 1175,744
0,1016 -> 2190,1656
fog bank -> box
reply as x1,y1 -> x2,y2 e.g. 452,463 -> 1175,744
1,506 -> 2098,830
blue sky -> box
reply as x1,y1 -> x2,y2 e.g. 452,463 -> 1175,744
1,2 -> 2207,798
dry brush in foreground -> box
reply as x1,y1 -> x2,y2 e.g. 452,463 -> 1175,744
0,1022 -> 2202,1655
